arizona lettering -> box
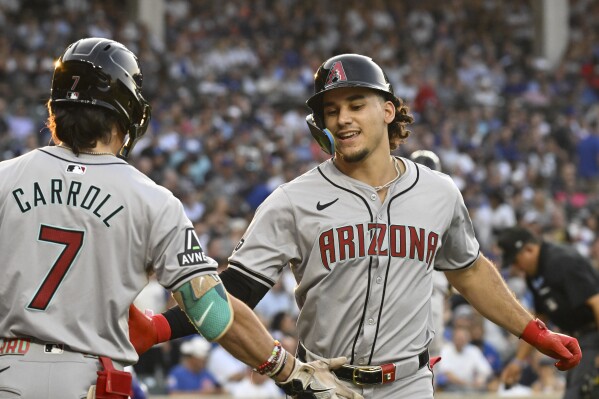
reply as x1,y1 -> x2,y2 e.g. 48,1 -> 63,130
319,223 -> 439,270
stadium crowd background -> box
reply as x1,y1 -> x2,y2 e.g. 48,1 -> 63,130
1,0 -> 599,397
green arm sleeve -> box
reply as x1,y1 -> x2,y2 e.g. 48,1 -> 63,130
172,274 -> 234,341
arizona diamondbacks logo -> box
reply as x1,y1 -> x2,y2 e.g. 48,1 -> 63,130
177,228 -> 206,266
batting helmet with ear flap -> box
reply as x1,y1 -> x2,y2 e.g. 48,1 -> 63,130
410,150 -> 442,172
305,54 -> 399,155
51,37 -> 151,158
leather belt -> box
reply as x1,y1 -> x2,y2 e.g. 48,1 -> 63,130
333,350 -> 429,385
297,342 -> 429,385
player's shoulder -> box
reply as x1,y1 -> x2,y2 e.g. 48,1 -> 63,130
0,148 -> 50,177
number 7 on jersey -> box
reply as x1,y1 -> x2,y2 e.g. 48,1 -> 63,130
28,225 -> 85,311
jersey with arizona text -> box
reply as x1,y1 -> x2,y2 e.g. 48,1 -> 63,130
228,157 -> 479,365
0,146 -> 217,364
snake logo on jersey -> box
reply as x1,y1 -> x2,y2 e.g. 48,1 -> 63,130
177,228 -> 206,266
318,223 -> 440,270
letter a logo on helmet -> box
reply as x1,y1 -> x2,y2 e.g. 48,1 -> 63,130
325,61 -> 347,87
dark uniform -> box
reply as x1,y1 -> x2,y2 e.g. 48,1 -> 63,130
528,242 -> 599,399
498,226 -> 599,399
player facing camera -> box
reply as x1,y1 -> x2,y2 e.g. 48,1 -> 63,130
305,53 -> 413,156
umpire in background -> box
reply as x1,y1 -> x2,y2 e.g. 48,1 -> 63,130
497,226 -> 599,399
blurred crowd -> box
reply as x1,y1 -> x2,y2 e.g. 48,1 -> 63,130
2,0 -> 599,396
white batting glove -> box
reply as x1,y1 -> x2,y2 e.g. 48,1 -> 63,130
277,356 -> 363,399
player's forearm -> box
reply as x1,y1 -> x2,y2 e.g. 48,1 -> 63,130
445,254 -> 533,337
216,295 -> 294,381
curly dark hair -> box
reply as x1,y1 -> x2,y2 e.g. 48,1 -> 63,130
388,96 -> 414,151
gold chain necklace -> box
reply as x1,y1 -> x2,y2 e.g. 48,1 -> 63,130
373,158 -> 401,192
57,144 -> 114,156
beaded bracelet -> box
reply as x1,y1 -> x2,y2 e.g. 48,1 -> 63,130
255,340 -> 283,375
268,348 -> 288,378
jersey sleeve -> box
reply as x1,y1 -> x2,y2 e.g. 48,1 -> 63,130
433,182 -> 480,271
227,186 -> 299,288
149,194 -> 218,291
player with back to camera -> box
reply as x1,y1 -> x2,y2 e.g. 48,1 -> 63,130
130,54 -> 581,398
0,38 -> 360,399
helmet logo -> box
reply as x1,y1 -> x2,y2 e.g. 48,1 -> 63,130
325,61 -> 347,87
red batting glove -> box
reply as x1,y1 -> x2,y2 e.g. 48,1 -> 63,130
520,319 -> 581,371
128,304 -> 171,355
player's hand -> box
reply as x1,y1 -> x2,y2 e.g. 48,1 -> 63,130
128,304 -> 171,355
520,319 -> 582,371
277,356 -> 363,399
500,360 -> 523,388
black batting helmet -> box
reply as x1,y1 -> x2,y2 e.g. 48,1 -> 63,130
305,54 -> 399,155
410,150 -> 442,172
50,37 -> 151,157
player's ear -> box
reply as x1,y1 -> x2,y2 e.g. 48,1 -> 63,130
383,98 -> 395,124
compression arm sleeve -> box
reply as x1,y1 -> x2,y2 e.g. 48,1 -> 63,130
164,267 -> 270,340
172,274 -> 233,341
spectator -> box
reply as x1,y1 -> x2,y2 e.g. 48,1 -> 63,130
166,337 -> 224,395
226,367 -> 285,399
206,343 -> 248,392
531,354 -> 566,395
437,323 -> 494,393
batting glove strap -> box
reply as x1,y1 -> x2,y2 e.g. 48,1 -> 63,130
152,314 -> 172,344
128,305 -> 171,355
276,357 -> 363,399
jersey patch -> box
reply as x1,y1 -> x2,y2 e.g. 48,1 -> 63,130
177,228 -> 207,266
66,164 -> 86,175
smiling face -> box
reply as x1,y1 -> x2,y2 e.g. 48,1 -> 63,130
322,87 -> 395,164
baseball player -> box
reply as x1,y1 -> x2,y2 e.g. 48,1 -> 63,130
130,54 -> 581,398
0,38 -> 359,399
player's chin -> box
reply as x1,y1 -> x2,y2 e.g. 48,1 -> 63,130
337,148 -> 369,163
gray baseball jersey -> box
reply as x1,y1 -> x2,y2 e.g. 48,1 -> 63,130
228,157 -> 479,365
0,146 -> 217,364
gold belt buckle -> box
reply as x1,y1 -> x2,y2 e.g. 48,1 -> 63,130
352,366 -> 383,385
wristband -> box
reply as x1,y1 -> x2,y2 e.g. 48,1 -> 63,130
255,340 -> 284,375
269,349 -> 289,378
152,314 -> 172,343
